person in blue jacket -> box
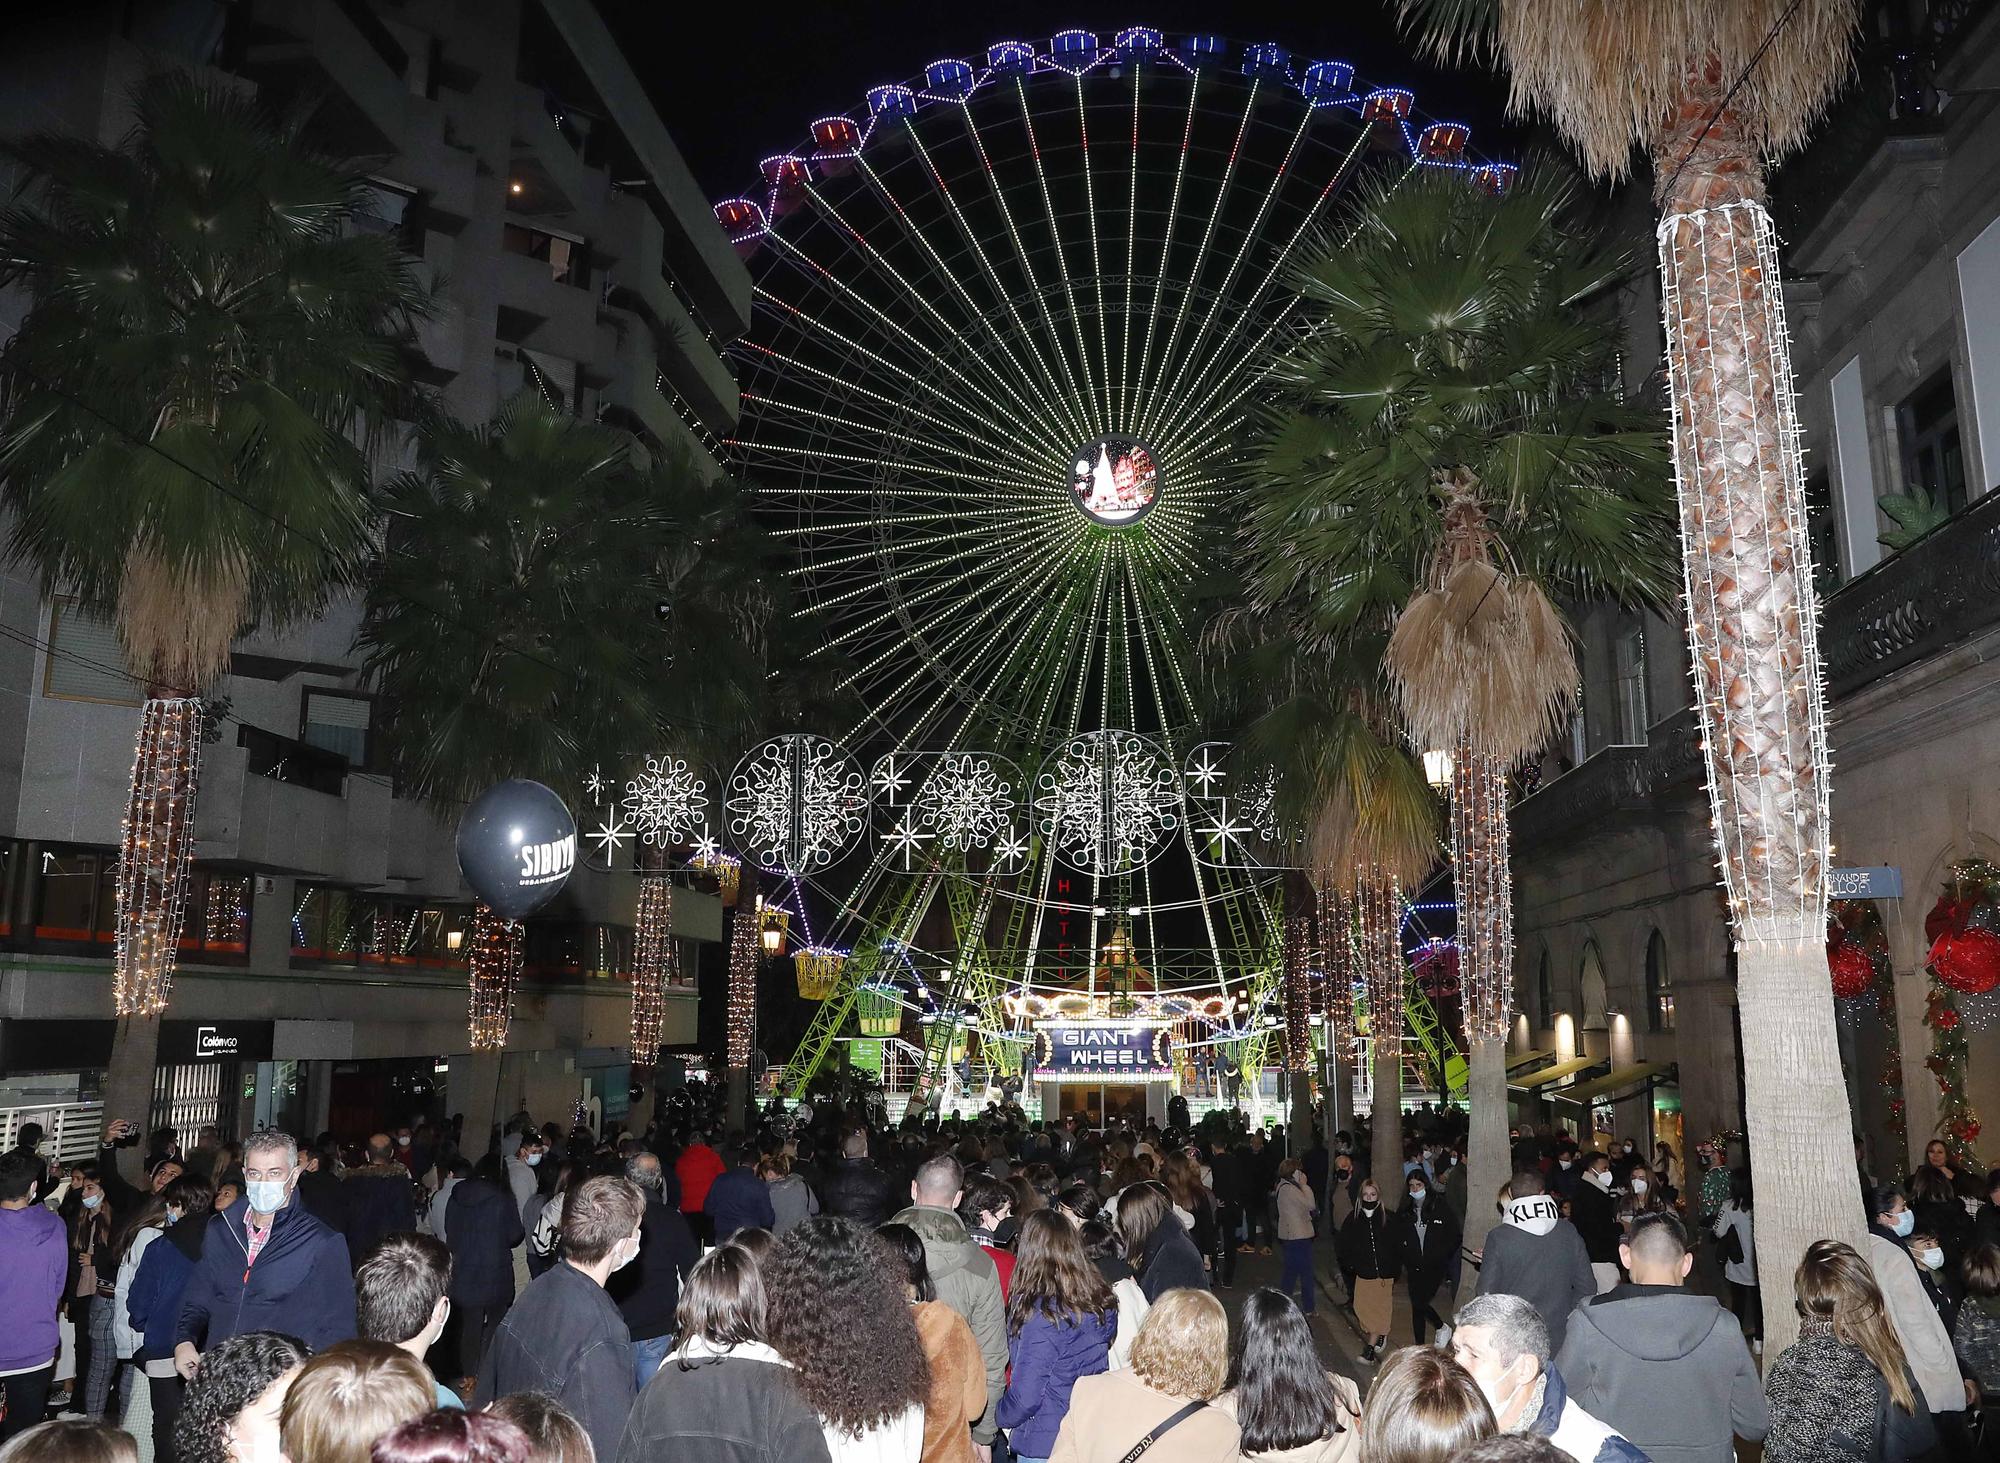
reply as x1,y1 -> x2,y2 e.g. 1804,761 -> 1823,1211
127,1172 -> 217,1463
172,1127 -> 355,1375
702,1145 -> 777,1242
996,1210 -> 1118,1462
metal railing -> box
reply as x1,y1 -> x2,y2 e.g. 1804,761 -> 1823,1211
0,1102 -> 104,1167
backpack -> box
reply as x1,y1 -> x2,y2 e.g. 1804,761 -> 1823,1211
1714,1216 -> 1744,1267
528,1196 -> 561,1259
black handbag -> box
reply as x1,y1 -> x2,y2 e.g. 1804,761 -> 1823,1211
1118,1399 -> 1208,1463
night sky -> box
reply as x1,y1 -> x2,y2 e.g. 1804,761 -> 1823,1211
607,3 -> 1524,202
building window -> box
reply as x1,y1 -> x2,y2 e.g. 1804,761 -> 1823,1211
183,872 -> 252,958
34,849 -> 117,944
1612,625 -> 1648,743
1579,940 -> 1607,1030
290,884 -> 468,967
501,222 -> 588,287
353,178 -> 419,250
43,600 -> 142,705
1646,928 -> 1675,1033
301,690 -> 373,771
1805,466 -> 1843,594
1537,949 -> 1554,1031
1897,368 -> 1967,518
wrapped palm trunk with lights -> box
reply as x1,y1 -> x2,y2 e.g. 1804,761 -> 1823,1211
1356,871 -> 1404,1195
1281,893 -> 1316,1155
468,904 -> 524,1052
724,896 -> 760,1125
1655,62 -> 1865,1340
103,695 -> 205,1163
629,852 -> 674,1073
1451,735 -> 1515,1284
1319,892 -> 1358,1142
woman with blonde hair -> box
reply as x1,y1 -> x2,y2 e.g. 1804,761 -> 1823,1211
277,1341 -> 436,1463
1762,1239 -> 1936,1461
1046,1289 -> 1240,1461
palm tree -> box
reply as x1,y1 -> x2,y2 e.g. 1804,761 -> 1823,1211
0,73 -> 426,1171
1400,0 -> 1868,1350
1241,166 -> 1675,1269
360,397 -> 771,1050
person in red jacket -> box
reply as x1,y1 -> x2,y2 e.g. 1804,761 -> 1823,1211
674,1130 -> 725,1243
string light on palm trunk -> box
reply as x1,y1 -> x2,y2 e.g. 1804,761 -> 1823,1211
468,904 -> 523,1052
725,892 -> 760,1074
1320,891 -> 1357,1061
1282,902 -> 1314,1076
1355,870 -> 1404,1077
1450,735 -> 1515,1043
113,697 -> 204,1016
630,863 -> 674,1065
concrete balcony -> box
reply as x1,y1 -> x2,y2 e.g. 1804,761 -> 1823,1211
510,83 -> 602,221
603,198 -> 739,434
494,249 -> 600,363
392,102 -> 478,232
599,321 -> 721,476
236,0 -> 407,156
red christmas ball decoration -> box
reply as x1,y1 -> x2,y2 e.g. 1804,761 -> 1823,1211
1932,928 -> 2000,995
1828,941 -> 1875,1000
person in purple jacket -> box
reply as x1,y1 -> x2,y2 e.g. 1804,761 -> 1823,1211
997,1211 -> 1118,1463
0,1148 -> 69,1443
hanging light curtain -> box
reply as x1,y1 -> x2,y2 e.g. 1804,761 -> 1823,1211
468,903 -> 523,1052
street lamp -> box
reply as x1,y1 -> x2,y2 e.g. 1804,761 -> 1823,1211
1422,748 -> 1454,790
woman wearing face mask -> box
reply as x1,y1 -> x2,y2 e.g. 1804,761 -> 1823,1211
1614,1160 -> 1663,1236
1711,1168 -> 1760,1354
98,1190 -> 169,1419
126,1175 -> 217,1463
1866,1184 -> 1973,1429
1397,1171 -> 1460,1347
1904,1228 -> 1962,1339
57,1163 -> 112,1415
1335,1181 -> 1399,1362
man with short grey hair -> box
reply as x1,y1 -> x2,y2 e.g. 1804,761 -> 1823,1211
174,1127 -> 354,1372
1452,1293 -> 1645,1463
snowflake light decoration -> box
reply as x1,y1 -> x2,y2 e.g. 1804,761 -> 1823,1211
1035,730 -> 1181,876
915,754 -> 1015,852
622,755 -> 710,849
1185,743 -> 1298,870
728,735 -> 867,873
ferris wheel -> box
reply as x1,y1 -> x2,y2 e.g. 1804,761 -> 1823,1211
714,28 -> 1510,1100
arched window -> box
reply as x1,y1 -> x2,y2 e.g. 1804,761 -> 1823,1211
1579,941 -> 1607,1030
1646,929 -> 1675,1033
1537,949 -> 1554,1031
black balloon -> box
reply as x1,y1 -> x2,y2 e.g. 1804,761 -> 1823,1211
456,779 -> 577,919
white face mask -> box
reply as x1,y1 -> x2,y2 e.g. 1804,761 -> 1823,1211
1890,1209 -> 1915,1238
611,1233 -> 642,1272
1588,1169 -> 1612,1190
1630,1178 -> 1648,1195
1558,1159 -> 1573,1170
524,1152 -> 543,1167
1921,1247 -> 1945,1270
82,1192 -> 102,1210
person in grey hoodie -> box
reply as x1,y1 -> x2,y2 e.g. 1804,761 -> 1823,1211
1476,1170 -> 1597,1354
1554,1211 -> 1767,1463
0,1150 -> 68,1444
890,1153 -> 1005,1451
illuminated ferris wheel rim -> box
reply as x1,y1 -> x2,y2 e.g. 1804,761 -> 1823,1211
716,25 -> 1516,760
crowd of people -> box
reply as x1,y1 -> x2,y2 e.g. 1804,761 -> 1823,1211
1,1094 -> 1997,1463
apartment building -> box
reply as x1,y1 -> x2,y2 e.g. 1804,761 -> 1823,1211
0,0 -> 747,1152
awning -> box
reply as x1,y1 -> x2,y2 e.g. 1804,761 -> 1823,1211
1508,1054 -> 1605,1091
1505,1048 -> 1558,1075
1548,1061 -> 1677,1107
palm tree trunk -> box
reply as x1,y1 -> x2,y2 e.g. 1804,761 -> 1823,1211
468,903 -> 523,1052
724,900 -> 759,1126
1320,891 -> 1358,1147
630,854 -> 673,1074
1450,744 -> 1515,1290
1357,873 -> 1404,1191
1283,887 -> 1316,1155
104,696 -> 203,1181
1655,58 -> 1864,1355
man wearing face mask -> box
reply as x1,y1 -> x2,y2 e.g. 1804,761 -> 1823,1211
1571,1152 -> 1624,1293
1868,1185 -> 1974,1426
1452,1293 -> 1646,1462
478,1173 -> 646,1462
173,1127 -> 356,1378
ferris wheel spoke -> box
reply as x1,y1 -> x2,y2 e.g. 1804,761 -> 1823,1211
1072,75 -> 1113,433
738,390 -> 1051,491
765,226 -> 1065,467
806,515 -> 1071,634
878,129 -> 1091,452
742,288 -> 1050,462
1138,107 -> 1314,444
843,150 -> 1079,456
953,107 -> 1097,447
1131,78 -> 1260,439
1117,70 -> 1142,429
1157,124 -> 1378,453
1012,77 -> 1105,428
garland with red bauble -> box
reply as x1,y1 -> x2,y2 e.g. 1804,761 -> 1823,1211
1829,899 -> 1908,1160
1922,859 -> 1998,1168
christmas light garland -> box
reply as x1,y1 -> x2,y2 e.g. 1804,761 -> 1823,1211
468,904 -> 523,1051
725,892 -> 760,1076
629,867 -> 674,1066
1320,890 -> 1357,1063
1282,901 -> 1313,1076
1450,735 -> 1514,1043
1355,870 -> 1403,1079
113,697 -> 204,1016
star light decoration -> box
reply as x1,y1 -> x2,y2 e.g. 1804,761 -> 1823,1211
1184,744 -> 1294,870
623,755 -> 710,849
1035,730 -> 1181,876
727,735 -> 867,873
